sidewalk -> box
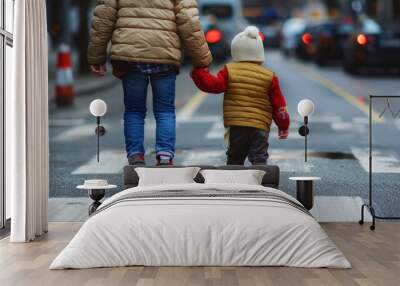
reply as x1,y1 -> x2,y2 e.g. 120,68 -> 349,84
48,47 -> 118,103
48,72 -> 118,103
48,196 -> 373,222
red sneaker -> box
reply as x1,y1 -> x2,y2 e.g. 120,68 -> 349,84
156,155 -> 173,166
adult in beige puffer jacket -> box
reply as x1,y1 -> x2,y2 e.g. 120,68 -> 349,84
88,0 -> 212,166
88,0 -> 212,69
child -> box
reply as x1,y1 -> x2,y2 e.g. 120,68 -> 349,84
88,0 -> 212,166
191,26 -> 290,165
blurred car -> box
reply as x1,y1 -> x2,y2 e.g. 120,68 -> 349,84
342,18 -> 400,73
198,0 -> 247,45
281,18 -> 305,57
295,20 -> 353,64
200,16 -> 230,62
259,25 -> 281,49
312,20 -> 354,66
295,23 -> 319,60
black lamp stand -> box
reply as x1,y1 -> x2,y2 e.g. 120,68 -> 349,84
95,116 -> 106,162
298,116 -> 310,162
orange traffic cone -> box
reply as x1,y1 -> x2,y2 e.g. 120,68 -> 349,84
55,44 -> 75,106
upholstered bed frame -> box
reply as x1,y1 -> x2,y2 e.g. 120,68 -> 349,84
123,165 -> 280,189
51,164 -> 351,269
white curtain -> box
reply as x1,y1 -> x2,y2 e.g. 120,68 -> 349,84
7,0 -> 49,242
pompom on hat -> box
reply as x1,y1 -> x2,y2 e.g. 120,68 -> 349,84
231,26 -> 265,62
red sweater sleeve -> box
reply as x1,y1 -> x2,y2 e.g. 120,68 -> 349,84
191,67 -> 228,94
269,76 -> 290,131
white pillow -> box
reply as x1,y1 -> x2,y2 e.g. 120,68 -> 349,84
136,167 -> 201,186
200,169 -> 266,185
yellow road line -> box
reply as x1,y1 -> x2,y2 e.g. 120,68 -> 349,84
301,67 -> 383,123
177,90 -> 207,120
177,63 -> 226,120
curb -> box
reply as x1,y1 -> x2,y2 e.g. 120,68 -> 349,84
48,75 -> 119,103
76,75 -> 119,96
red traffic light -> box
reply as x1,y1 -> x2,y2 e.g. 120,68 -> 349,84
206,29 -> 222,44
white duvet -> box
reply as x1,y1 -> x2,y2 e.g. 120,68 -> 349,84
50,183 -> 351,269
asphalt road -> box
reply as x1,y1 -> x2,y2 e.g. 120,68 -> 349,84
49,51 -> 400,219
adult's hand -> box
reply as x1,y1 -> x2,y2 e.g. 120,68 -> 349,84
90,64 -> 107,77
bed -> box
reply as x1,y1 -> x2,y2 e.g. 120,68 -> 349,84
50,165 -> 350,269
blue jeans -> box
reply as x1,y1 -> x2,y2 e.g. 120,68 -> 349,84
122,70 -> 176,159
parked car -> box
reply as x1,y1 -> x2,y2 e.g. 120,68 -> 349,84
294,20 -> 353,64
198,0 -> 247,45
281,18 -> 305,57
313,20 -> 354,66
342,18 -> 400,73
295,23 -> 319,60
259,24 -> 281,49
200,16 -> 230,62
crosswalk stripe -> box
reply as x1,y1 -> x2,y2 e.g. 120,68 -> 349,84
179,115 -> 222,123
353,117 -> 369,125
182,150 -> 226,166
71,149 -> 127,174
331,122 -> 367,133
205,122 -> 303,140
71,146 -> 400,175
48,196 -> 372,222
310,196 -> 372,222
54,124 -> 109,142
293,115 -> 343,123
49,197 -> 91,222
120,116 -> 222,129
395,119 -> 400,131
351,147 -> 400,173
49,118 -> 86,127
71,148 -> 313,174
180,148 -> 313,172
269,159 -> 312,172
270,128 -> 303,139
269,148 -> 313,172
206,122 -> 225,139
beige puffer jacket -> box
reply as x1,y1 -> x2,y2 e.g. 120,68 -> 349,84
87,0 -> 212,68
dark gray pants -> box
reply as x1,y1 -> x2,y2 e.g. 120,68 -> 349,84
226,126 -> 270,165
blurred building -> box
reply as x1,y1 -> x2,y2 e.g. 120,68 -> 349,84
46,0 -> 95,74
243,0 -> 306,18
243,0 -> 400,23
374,0 -> 400,23
336,0 -> 400,23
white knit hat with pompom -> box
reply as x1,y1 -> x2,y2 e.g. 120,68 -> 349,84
231,26 -> 264,62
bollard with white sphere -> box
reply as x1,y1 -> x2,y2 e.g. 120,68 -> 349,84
89,99 -> 108,162
297,99 -> 315,162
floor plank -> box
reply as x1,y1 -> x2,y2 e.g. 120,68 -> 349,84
0,222 -> 399,286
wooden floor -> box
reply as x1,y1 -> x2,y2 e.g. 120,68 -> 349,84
0,223 -> 399,286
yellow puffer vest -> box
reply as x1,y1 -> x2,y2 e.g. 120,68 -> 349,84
224,62 -> 274,131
